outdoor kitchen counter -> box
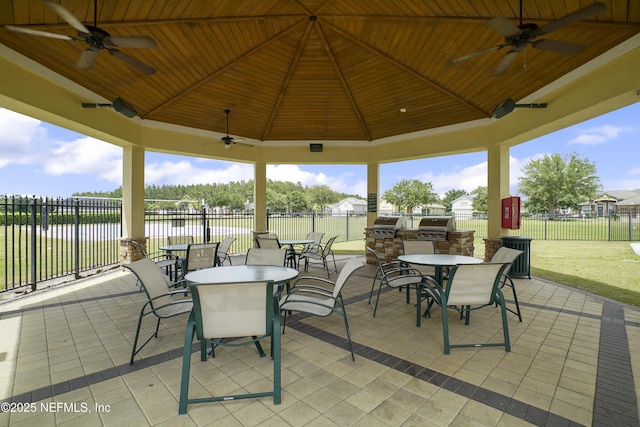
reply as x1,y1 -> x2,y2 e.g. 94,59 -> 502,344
365,228 -> 475,264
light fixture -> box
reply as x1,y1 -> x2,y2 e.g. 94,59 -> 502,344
491,98 -> 547,119
310,143 -> 323,152
81,97 -> 137,118
224,142 -> 231,150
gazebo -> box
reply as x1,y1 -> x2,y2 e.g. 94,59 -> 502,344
1,1 -> 639,260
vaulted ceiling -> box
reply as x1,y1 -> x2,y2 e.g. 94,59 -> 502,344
1,1 -> 639,145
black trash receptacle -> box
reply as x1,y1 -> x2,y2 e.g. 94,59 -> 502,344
499,236 -> 532,279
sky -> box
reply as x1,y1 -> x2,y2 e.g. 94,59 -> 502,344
1,102 -> 639,200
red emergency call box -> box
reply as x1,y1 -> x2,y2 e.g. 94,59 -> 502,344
502,196 -> 521,230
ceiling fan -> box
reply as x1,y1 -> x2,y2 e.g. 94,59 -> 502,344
220,109 -> 252,150
451,1 -> 606,76
6,0 -> 157,74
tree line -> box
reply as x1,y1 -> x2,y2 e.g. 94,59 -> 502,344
383,152 -> 600,215
75,152 -> 600,215
75,180 -> 359,212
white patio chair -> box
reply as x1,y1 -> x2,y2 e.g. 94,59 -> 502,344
490,246 -> 525,321
367,247 -> 426,324
280,256 -> 365,361
178,279 -> 281,413
123,258 -> 193,364
419,262 -> 512,354
298,235 -> 338,278
216,237 -> 236,266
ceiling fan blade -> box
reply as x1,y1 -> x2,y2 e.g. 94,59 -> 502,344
77,49 -> 98,69
43,0 -> 90,34
486,16 -> 520,36
5,25 -> 76,41
107,36 -> 157,49
538,2 -> 606,35
493,50 -> 518,76
451,45 -> 505,64
108,49 -> 156,74
533,39 -> 584,55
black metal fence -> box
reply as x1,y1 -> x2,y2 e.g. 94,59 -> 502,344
1,196 -> 122,293
144,209 -> 366,256
2,195 -> 638,293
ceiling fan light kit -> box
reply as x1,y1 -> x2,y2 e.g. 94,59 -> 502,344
218,109 -> 252,149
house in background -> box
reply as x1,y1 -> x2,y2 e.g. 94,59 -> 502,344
581,189 -> 640,217
423,203 -> 446,215
329,197 -> 367,216
378,200 -> 445,215
451,195 -> 474,219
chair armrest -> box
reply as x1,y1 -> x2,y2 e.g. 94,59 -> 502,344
300,243 -> 323,255
140,294 -> 192,315
285,287 -> 333,298
382,265 -> 424,277
292,276 -> 335,287
418,276 -> 442,304
288,276 -> 335,295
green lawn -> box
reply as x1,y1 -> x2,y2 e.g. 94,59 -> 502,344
333,239 -> 640,308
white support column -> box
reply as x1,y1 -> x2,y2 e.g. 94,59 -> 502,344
487,144 -> 510,239
367,160 -> 380,228
254,161 -> 267,232
122,145 -> 145,241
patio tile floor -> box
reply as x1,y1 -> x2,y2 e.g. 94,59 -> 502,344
0,255 -> 638,426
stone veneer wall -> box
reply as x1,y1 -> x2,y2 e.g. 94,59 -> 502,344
365,229 -> 475,265
119,238 -> 146,264
483,238 -> 503,262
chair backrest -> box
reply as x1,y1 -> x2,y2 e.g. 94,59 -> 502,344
168,235 -> 195,245
306,232 -> 324,246
332,256 -> 365,298
245,248 -> 288,266
445,263 -> 511,306
185,243 -> 219,272
123,258 -> 173,307
218,237 -> 236,255
403,240 -> 434,255
322,236 -> 338,256
490,247 -> 523,276
190,281 -> 275,340
366,246 -> 384,269
256,235 -> 281,249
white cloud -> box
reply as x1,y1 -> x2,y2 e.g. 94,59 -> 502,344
146,160 -> 253,186
267,164 -> 366,196
416,162 -> 487,196
44,137 -> 122,183
569,124 -> 631,145
142,162 -> 367,195
0,108 -> 48,167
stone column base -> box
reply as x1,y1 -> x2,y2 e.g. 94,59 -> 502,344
483,238 -> 502,262
120,238 -> 146,264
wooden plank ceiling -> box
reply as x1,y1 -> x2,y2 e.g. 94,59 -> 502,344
0,0 -> 639,142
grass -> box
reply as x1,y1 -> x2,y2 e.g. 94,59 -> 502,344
333,239 -> 640,308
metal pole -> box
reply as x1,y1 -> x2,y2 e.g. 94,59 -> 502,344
74,199 -> 80,279
30,197 -> 37,291
345,213 -> 350,241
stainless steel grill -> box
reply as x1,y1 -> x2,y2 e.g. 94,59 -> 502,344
416,216 -> 456,241
371,216 -> 407,238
